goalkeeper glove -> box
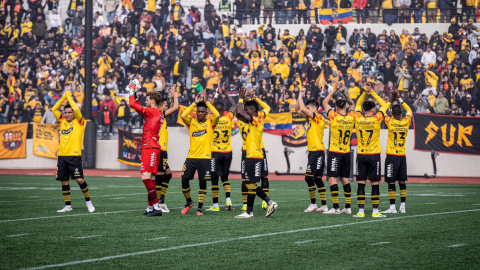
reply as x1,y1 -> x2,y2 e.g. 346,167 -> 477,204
126,79 -> 141,97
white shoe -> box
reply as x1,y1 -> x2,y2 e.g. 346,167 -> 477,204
382,208 -> 397,214
398,208 -> 406,213
57,205 -> 73,213
339,208 -> 352,214
304,203 -> 318,212
266,201 -> 278,217
235,212 -> 254,218
159,203 -> 170,213
323,208 -> 340,214
316,205 -> 328,212
86,201 -> 95,213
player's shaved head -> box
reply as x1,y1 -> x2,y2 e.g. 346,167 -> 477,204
215,102 -> 225,114
362,101 -> 376,112
392,104 -> 402,119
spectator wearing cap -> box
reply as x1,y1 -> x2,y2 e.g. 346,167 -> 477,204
335,21 -> 347,45
413,95 -> 429,113
353,0 -> 367,24
461,94 -> 475,115
349,28 -> 358,47
355,28 -> 367,50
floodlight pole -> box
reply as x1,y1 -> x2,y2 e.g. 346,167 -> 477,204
84,0 -> 93,120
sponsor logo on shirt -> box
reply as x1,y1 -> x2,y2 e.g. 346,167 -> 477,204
62,127 -> 73,134
192,130 -> 207,137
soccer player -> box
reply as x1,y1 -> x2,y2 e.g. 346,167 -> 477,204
235,87 -> 277,218
180,91 -> 220,216
296,88 -> 328,213
352,84 -> 392,218
322,84 -> 355,215
155,86 -> 179,213
127,80 -> 165,217
53,87 -> 95,213
207,84 -> 237,211
382,91 -> 411,214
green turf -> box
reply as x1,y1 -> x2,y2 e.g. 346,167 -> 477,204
1,176 -> 479,270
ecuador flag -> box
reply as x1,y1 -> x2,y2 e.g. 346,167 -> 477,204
319,8 -> 353,25
264,113 -> 293,136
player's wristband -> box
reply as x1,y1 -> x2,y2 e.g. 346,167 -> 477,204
398,98 -> 404,104
239,99 -> 244,103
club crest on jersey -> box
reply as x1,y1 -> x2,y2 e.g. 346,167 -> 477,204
61,127 -> 73,134
3,130 -> 23,151
192,130 -> 207,137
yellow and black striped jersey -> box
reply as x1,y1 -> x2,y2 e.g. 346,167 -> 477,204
385,103 -> 412,156
211,112 -> 233,153
58,116 -> 85,156
246,111 -> 266,159
306,113 -> 325,152
328,110 -> 355,154
158,116 -> 168,151
186,118 -> 215,159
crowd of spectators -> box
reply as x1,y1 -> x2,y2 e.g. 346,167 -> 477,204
232,0 -> 480,25
0,0 -> 479,140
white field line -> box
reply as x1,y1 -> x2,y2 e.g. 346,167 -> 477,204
369,242 -> 390,245
76,235 -> 103,239
21,209 -> 480,270
294,240 -> 315,244
145,237 -> 170,241
109,198 -> 125,200
447,244 -> 466,248
425,203 -> 438,204
6,233 -> 31,237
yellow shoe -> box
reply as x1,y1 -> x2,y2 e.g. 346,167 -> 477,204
226,201 -> 232,211
242,204 -> 247,211
372,212 -> 387,218
206,206 -> 220,212
353,212 -> 365,218
262,201 -> 268,210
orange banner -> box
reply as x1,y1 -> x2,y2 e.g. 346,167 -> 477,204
0,123 -> 28,159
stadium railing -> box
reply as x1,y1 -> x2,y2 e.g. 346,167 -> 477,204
232,7 -> 478,25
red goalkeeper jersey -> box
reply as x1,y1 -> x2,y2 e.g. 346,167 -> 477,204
129,96 -> 164,149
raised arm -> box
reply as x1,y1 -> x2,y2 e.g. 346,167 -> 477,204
206,101 -> 220,125
355,91 -> 367,112
222,83 -> 237,113
164,86 -> 179,117
181,93 -> 201,126
52,92 -> 68,120
298,88 -> 312,119
340,82 -> 354,107
369,89 -> 391,114
236,87 -> 252,123
322,86 -> 338,113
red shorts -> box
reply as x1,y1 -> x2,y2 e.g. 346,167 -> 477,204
141,148 -> 161,174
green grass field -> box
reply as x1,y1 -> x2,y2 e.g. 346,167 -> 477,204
1,175 -> 479,270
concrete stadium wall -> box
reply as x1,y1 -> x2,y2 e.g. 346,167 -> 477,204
1,128 -> 479,177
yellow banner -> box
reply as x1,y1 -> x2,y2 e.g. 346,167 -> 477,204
32,123 -> 61,159
177,105 -> 197,126
0,123 -> 28,159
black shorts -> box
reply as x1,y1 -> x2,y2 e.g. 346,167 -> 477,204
56,156 -> 84,181
245,158 -> 264,183
182,158 -> 211,181
385,155 -> 408,182
158,151 -> 170,173
327,151 -> 351,178
241,150 -> 247,179
211,152 -> 232,177
356,154 -> 381,182
306,151 -> 325,177
262,149 -> 268,177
